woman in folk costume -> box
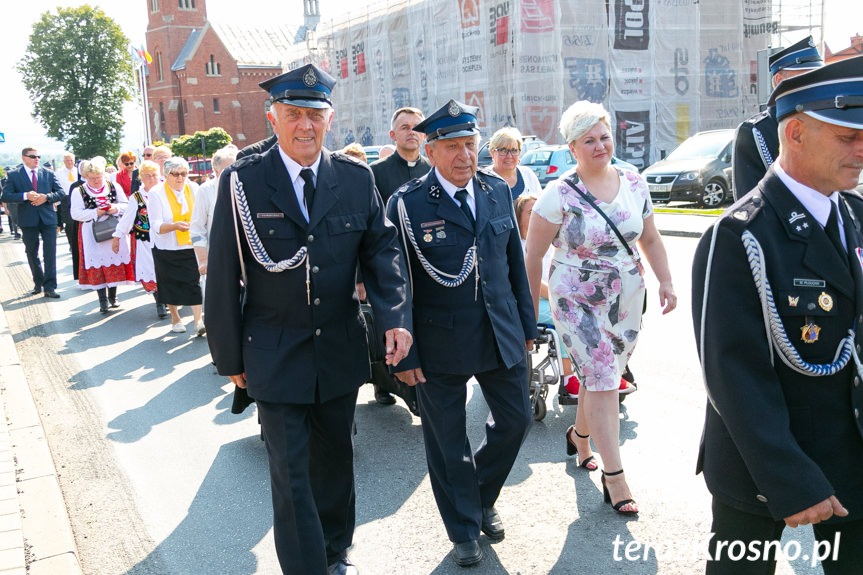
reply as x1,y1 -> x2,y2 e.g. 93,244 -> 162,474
111,160 -> 167,319
70,157 -> 135,313
147,157 -> 204,336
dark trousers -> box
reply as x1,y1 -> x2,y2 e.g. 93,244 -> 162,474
417,360 -> 531,543
707,497 -> 863,575
21,223 -> 58,291
6,204 -> 18,235
65,219 -> 79,280
256,390 -> 358,575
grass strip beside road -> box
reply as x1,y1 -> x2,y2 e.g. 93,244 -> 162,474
654,206 -> 725,216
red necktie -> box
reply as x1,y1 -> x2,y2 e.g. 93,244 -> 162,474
31,170 -> 38,192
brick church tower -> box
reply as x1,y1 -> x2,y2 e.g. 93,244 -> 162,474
144,0 -> 298,148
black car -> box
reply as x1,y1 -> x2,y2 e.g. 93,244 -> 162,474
642,129 -> 734,208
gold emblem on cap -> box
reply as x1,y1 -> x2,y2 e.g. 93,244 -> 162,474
788,295 -> 799,307
448,100 -> 461,117
303,67 -> 317,88
801,322 -> 821,343
818,292 -> 833,312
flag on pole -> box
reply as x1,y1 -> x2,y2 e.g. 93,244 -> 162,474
141,45 -> 152,66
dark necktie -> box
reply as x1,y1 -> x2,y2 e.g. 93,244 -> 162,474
825,201 -> 845,259
299,168 -> 315,216
31,170 -> 38,193
454,188 -> 475,229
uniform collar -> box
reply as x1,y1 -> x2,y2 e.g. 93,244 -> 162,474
278,146 -> 322,184
774,161 -> 841,229
434,168 -> 475,202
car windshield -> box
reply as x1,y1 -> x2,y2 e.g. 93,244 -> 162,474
667,132 -> 730,161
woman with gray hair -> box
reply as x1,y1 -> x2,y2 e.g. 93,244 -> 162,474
524,101 -> 676,515
70,156 -> 135,313
190,144 -> 238,277
487,126 -> 542,201
148,157 -> 204,335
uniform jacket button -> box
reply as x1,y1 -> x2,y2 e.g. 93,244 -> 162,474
313,298 -> 321,306
268,229 -> 275,235
312,266 -> 320,273
315,328 -> 321,336
247,336 -> 252,342
345,222 -> 351,228
855,377 -> 860,387
756,494 -> 768,503
855,408 -> 860,419
308,234 -> 315,242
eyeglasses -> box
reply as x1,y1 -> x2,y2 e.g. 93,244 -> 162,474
24,154 -> 41,159
493,148 -> 520,157
168,171 -> 188,177
124,162 -> 135,166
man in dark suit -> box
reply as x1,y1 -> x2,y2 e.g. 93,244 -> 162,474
204,64 -> 413,575
388,100 -> 536,567
731,36 -> 823,200
1,147 -> 65,298
693,56 -> 863,574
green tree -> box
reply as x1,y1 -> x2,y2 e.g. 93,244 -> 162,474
169,128 -> 233,158
18,5 -> 135,159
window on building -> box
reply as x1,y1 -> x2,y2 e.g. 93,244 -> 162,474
178,0 -> 195,9
205,55 -> 221,76
183,100 -> 188,115
157,52 -> 163,82
213,98 -> 220,114
151,0 -> 159,12
159,102 -> 166,127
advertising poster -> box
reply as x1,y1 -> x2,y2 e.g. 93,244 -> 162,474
559,0 -> 610,107
514,0 -> 561,143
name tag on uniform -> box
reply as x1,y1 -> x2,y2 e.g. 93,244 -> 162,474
793,278 -> 825,288
257,212 -> 285,219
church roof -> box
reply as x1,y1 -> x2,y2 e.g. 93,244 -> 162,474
171,21 -> 300,72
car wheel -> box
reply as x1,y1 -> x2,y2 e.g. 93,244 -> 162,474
699,179 -> 727,208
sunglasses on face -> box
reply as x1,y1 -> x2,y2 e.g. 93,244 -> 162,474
24,154 -> 41,159
169,171 -> 188,177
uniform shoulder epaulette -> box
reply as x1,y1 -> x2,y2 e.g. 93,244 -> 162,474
477,167 -> 504,182
840,189 -> 863,206
392,178 -> 423,199
232,154 -> 262,171
331,151 -> 369,169
721,192 -> 765,231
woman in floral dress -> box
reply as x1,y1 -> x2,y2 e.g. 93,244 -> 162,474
524,101 -> 677,515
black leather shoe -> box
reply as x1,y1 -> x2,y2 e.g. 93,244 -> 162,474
327,558 -> 358,575
156,303 -> 168,319
452,540 -> 482,567
374,384 -> 396,405
43,291 -> 60,299
109,299 -> 120,308
30,287 -> 41,295
481,507 -> 505,541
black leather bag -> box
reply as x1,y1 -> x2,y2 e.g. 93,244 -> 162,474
91,214 -> 120,243
361,303 -> 419,415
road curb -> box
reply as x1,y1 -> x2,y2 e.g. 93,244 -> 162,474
0,306 -> 82,575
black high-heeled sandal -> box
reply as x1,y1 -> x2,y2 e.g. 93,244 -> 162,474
601,469 -> 638,515
565,426 -> 597,470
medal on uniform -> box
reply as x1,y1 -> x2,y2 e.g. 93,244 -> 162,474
423,232 -> 432,243
788,295 -> 799,307
436,230 -> 446,239
801,322 -> 821,343
818,292 -> 833,312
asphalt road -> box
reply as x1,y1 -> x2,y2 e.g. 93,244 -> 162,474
0,227 -> 825,575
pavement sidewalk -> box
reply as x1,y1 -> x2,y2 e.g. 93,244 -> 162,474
0,209 -> 717,575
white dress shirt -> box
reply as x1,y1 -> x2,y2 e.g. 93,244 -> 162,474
775,162 -> 845,249
278,147 -> 321,222
435,168 -> 476,217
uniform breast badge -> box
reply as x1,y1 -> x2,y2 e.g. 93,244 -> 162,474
788,295 -> 799,307
801,322 -> 821,343
818,292 -> 833,312
423,232 -> 433,243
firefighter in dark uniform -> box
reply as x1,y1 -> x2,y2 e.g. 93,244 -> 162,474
387,100 -> 536,568
204,64 -> 413,575
731,36 -> 823,200
693,56 -> 863,574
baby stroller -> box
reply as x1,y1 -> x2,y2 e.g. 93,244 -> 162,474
527,324 -> 635,422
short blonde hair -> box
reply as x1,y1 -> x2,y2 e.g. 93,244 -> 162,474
80,156 -> 107,176
341,142 -> 367,163
489,127 -> 523,152
559,101 -> 611,144
138,160 -> 160,177
152,145 -> 172,161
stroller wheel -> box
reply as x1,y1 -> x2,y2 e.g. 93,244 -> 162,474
533,397 -> 547,421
